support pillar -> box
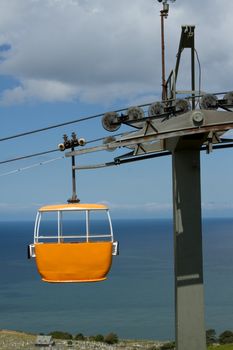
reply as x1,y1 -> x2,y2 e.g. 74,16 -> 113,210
172,147 -> 206,350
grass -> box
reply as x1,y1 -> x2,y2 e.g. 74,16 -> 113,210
208,345 -> 233,350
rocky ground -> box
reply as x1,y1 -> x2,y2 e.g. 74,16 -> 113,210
0,330 -> 165,350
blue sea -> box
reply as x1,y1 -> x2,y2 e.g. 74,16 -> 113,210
0,218 -> 233,340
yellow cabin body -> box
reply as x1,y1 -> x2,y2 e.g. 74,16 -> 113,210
35,242 -> 113,283
29,203 -> 118,283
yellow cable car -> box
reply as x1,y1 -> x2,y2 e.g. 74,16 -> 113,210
28,203 -> 118,283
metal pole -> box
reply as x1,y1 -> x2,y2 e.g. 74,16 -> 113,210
191,38 -> 195,109
67,147 -> 80,203
172,146 -> 206,350
160,10 -> 167,100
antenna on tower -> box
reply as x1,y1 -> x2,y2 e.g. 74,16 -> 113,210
157,0 -> 176,100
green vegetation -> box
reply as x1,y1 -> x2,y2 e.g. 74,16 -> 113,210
2,328 -> 233,350
149,342 -> 175,350
74,333 -> 85,341
49,331 -> 73,340
206,329 -> 217,345
47,329 -> 233,349
206,329 -> 233,347
49,330 -> 118,344
92,334 -> 105,342
219,331 -> 233,345
160,341 -> 175,349
104,332 -> 119,344
87,332 -> 118,344
208,345 -> 233,350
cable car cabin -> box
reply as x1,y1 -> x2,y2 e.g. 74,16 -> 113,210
28,204 -> 118,283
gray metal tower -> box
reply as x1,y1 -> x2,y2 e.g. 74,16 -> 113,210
61,21 -> 233,350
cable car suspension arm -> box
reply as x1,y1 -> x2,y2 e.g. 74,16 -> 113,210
66,109 -> 233,159
73,141 -> 233,171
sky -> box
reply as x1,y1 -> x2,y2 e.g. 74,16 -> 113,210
0,0 -> 233,220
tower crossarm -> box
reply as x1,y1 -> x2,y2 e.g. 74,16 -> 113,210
66,109 -> 233,158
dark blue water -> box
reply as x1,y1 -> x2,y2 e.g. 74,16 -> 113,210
0,218 -> 232,340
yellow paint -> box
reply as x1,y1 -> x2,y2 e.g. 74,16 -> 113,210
39,203 -> 108,212
34,242 -> 113,283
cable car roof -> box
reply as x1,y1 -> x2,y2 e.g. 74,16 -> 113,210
38,203 -> 108,212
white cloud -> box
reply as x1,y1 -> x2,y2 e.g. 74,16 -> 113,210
100,201 -> 172,213
0,79 -> 79,105
100,200 -> 233,216
202,201 -> 233,211
0,0 -> 233,105
0,201 -> 39,211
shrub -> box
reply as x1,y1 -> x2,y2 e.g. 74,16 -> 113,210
206,329 -> 217,345
93,334 -> 104,342
74,333 -> 85,341
160,342 -> 175,349
219,330 -> 233,344
49,331 -> 73,340
104,333 -> 118,344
